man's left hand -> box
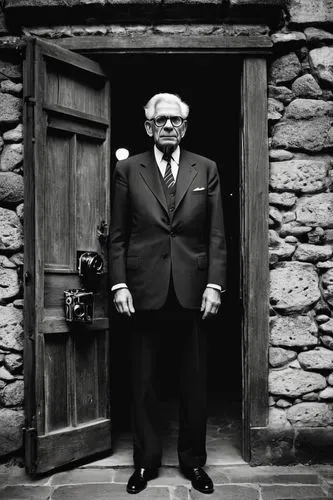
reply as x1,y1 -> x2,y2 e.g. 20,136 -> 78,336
201,287 -> 221,320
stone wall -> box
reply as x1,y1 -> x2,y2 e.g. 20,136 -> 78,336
268,25 -> 333,429
0,51 -> 24,457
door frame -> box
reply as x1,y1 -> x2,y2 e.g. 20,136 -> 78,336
25,33 -> 270,463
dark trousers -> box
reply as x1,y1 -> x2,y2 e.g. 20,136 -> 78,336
129,285 -> 207,469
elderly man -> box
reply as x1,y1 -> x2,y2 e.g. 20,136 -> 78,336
109,93 -> 227,494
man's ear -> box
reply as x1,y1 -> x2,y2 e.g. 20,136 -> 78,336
144,120 -> 153,137
180,120 -> 188,139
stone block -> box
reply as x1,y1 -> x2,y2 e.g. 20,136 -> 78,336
0,61 -> 21,82
287,402 -> 333,426
191,484 -> 259,500
0,172 -> 23,206
285,99 -> 333,119
269,241 -> 295,261
292,74 -> 322,99
269,368 -> 326,398
0,366 -> 14,381
51,469 -> 113,485
269,192 -> 296,208
0,94 -> 21,127
270,262 -> 320,313
0,80 -> 22,96
269,52 -> 301,84
298,347 -> 333,370
304,27 -> 333,45
272,117 -> 333,152
296,194 -> 333,228
270,159 -> 329,193
269,149 -> 294,161
250,427 -> 296,466
0,408 -> 23,455
0,305 -> 23,351
0,143 -> 23,171
289,0 -> 333,25
15,203 -> 23,222
4,353 -> 22,373
320,335 -> 333,350
319,386 -> 333,399
294,243 -> 332,262
0,207 -> 22,252
261,484 -> 326,499
3,124 -> 23,142
0,486 -> 51,499
310,46 -> 333,87
319,318 -> 333,336
0,379 -> 24,406
271,31 -> 306,47
269,407 -> 291,427
302,391 -> 319,401
224,464 -> 319,484
268,85 -> 293,105
0,267 -> 19,304
269,347 -> 296,368
307,227 -> 325,245
268,97 -> 284,121
51,483 -> 170,499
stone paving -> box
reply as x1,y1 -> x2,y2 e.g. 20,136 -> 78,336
1,464 -> 333,499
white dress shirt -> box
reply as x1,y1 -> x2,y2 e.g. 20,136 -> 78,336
111,146 -> 222,294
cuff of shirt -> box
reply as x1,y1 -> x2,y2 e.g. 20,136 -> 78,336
206,284 -> 226,293
111,283 -> 128,292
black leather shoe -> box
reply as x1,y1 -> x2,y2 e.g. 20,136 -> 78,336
126,467 -> 158,494
182,467 -> 214,494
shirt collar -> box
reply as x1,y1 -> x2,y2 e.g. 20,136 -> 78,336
154,145 -> 180,165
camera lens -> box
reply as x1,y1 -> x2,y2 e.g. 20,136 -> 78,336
73,303 -> 85,318
91,255 -> 103,273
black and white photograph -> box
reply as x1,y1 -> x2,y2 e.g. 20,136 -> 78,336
1,1 -> 333,499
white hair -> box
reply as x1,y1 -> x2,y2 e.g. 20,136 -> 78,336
144,93 -> 190,120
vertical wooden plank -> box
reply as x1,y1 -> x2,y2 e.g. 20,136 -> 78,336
240,57 -> 269,459
23,40 -> 37,473
35,42 -> 48,437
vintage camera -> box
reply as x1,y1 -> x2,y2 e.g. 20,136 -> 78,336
64,289 -> 94,323
78,252 -> 104,277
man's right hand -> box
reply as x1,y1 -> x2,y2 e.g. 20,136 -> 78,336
113,288 -> 135,317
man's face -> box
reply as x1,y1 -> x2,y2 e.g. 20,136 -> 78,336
144,99 -> 187,154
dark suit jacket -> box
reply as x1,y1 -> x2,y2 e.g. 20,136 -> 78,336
109,149 -> 227,310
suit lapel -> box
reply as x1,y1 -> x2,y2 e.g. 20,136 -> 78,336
139,151 -> 168,214
175,150 -> 198,212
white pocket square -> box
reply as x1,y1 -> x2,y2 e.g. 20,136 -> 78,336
193,187 -> 206,191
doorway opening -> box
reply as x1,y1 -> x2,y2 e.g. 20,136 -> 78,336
104,54 -> 243,466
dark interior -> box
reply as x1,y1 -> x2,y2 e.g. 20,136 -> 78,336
104,54 -> 242,454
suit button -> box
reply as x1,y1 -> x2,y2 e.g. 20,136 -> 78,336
169,207 -> 174,212
170,231 -> 175,237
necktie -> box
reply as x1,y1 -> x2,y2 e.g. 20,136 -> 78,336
162,153 -> 175,189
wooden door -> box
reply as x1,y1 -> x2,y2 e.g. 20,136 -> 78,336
23,38 -> 111,475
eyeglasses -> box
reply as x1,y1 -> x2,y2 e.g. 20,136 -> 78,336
151,115 -> 185,128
